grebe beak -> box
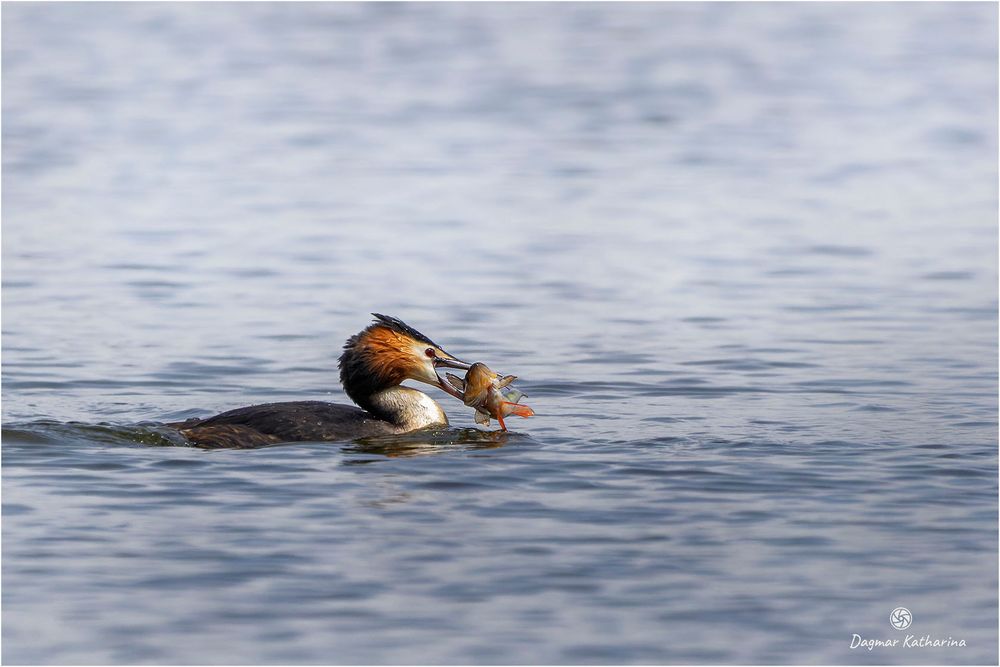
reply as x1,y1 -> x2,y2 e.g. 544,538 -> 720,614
433,355 -> 472,399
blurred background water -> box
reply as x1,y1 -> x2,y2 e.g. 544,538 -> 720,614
2,2 -> 997,664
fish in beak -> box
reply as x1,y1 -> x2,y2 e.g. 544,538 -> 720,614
432,353 -> 472,400
444,362 -> 534,431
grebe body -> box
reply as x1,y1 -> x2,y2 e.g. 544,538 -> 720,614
168,315 -> 470,448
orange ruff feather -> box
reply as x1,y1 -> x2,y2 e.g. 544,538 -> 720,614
355,326 -> 422,385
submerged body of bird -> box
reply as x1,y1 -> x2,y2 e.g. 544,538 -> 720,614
446,362 -> 534,431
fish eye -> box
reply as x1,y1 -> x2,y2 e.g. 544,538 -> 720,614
425,347 -> 436,358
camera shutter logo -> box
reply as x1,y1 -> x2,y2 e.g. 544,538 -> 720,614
890,607 -> 912,630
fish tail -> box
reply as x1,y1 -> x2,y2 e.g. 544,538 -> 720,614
502,402 -> 534,418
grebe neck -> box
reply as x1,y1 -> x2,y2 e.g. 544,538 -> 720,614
365,386 -> 448,431
338,337 -> 447,431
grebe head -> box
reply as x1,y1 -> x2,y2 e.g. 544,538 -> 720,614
338,314 -> 471,410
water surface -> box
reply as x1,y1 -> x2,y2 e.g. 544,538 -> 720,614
3,3 -> 997,664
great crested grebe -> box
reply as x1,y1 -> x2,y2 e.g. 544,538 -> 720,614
167,314 -> 473,448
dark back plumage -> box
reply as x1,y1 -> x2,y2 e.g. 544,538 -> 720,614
168,401 -> 396,448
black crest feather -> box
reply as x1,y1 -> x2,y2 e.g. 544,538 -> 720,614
370,313 -> 438,348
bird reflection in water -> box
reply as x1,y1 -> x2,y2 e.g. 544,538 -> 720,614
343,427 -> 511,460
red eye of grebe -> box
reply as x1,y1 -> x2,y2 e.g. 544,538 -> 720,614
425,348 -> 436,358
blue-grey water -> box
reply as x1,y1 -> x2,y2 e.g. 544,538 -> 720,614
3,3 -> 997,664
